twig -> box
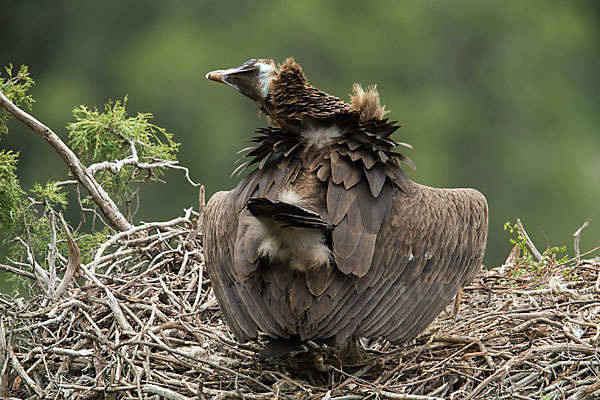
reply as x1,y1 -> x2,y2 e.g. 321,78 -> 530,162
0,263 -> 35,279
90,212 -> 192,272
19,299 -> 89,319
80,263 -> 134,332
423,331 -> 497,372
573,218 -> 590,259
466,344 -> 597,400
0,319 -> 9,396
10,345 -> 44,397
516,218 -> 542,261
145,331 -> 281,397
198,185 -> 206,230
357,389 -> 443,400
13,307 -> 70,333
235,373 -> 247,400
566,380 -> 600,400
141,384 -> 192,400
14,237 -> 48,287
45,212 -> 58,307
52,213 -> 81,300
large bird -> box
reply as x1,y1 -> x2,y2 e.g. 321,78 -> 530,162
204,58 -> 488,359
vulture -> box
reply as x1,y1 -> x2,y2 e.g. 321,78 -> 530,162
204,58 -> 488,359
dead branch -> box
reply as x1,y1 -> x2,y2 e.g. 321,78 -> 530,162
9,346 -> 44,397
573,218 -> 590,259
51,214 -> 81,300
567,380 -> 600,400
0,263 -> 35,279
0,320 -> 8,397
516,218 -> 543,261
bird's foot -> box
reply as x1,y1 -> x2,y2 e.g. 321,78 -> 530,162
334,337 -> 369,366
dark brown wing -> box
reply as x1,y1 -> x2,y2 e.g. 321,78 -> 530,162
291,182 -> 488,344
354,184 -> 488,343
204,190 -> 290,341
205,181 -> 488,346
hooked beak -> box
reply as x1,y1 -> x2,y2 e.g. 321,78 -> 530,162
205,68 -> 238,84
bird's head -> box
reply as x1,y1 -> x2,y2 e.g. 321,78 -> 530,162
206,58 -> 277,103
206,58 -> 350,125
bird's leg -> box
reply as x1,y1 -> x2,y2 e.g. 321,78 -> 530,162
313,353 -> 332,372
452,287 -> 464,318
335,336 -> 368,366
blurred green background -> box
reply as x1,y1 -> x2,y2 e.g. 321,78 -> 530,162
1,1 -> 599,292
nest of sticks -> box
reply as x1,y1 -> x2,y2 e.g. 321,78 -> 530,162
1,215 -> 600,400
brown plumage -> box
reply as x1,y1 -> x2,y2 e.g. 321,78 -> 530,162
204,58 -> 488,359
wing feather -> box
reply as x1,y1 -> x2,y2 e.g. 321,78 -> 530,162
356,179 -> 386,233
205,191 -> 294,341
290,275 -> 313,316
363,163 -> 386,197
351,185 -> 488,343
306,271 -> 352,332
330,152 -> 353,185
327,180 -> 357,224
305,262 -> 335,297
331,218 -> 361,262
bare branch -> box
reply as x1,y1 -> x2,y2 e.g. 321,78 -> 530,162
43,212 -> 58,307
198,185 -> 206,229
0,319 -> 9,396
80,263 -> 134,332
142,384 -> 192,400
10,346 -> 44,397
89,211 -> 192,272
573,218 -> 591,259
567,380 -> 600,400
86,133 -> 200,188
52,214 -> 81,300
14,237 -> 48,288
516,218 -> 543,261
0,263 -> 35,279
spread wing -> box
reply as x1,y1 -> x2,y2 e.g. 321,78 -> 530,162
204,181 -> 488,345
326,184 -> 488,344
283,182 -> 488,344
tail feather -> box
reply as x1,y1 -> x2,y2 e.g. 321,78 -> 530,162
247,198 -> 331,230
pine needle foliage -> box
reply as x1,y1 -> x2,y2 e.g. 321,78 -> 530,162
0,150 -> 25,232
67,98 -> 179,205
0,64 -> 35,135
